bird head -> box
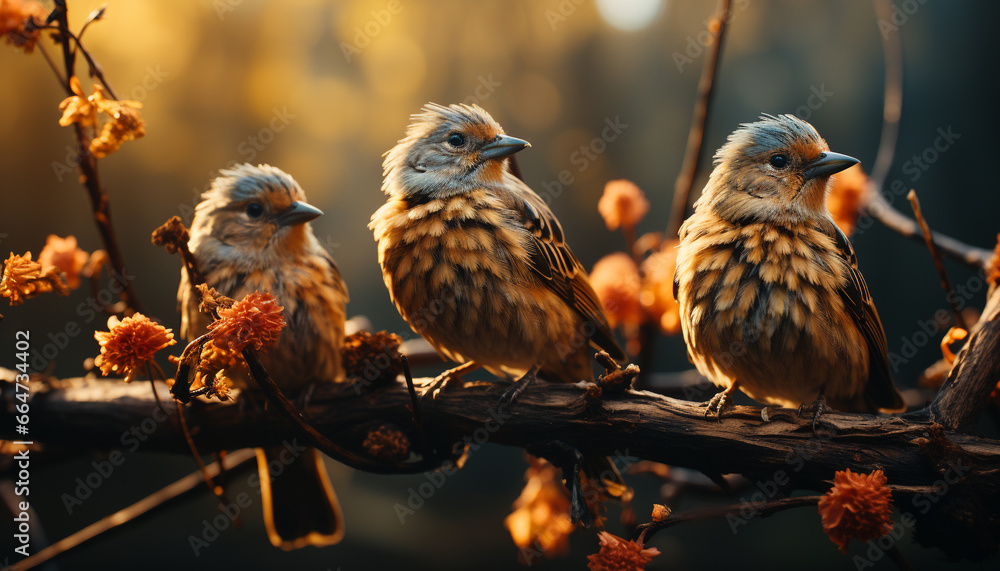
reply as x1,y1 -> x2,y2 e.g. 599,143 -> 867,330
697,114 -> 859,225
382,103 -> 530,199
189,163 -> 323,265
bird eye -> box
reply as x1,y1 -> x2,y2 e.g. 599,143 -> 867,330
447,133 -> 466,147
769,154 -> 788,169
246,202 -> 264,218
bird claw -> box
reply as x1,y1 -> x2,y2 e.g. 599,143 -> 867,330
702,390 -> 733,421
799,393 -> 833,435
497,367 -> 538,414
426,372 -> 457,401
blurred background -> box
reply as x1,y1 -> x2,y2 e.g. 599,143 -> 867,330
2,0 -> 999,568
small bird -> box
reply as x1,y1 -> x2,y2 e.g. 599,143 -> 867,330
370,103 -> 625,399
179,163 -> 348,549
674,114 -> 904,417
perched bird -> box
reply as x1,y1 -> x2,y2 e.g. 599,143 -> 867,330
370,103 -> 625,399
673,114 -> 904,416
179,163 -> 349,549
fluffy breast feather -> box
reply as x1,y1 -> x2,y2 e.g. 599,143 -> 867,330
675,212 -> 868,406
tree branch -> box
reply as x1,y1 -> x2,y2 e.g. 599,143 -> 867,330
4,281 -> 1000,562
926,285 -> 1000,432
50,0 -> 144,315
666,0 -> 731,238
864,188 -> 993,270
870,0 -> 903,189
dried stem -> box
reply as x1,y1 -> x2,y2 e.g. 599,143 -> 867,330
49,1 -> 144,315
860,0 -> 992,270
7,449 -> 257,571
666,0 -> 732,238
173,399 -> 221,496
36,21 -> 118,99
636,495 -> 822,543
241,347 -> 435,474
906,190 -> 968,330
34,40 -> 65,87
864,188 -> 992,269
145,364 -> 170,419
870,0 -> 903,189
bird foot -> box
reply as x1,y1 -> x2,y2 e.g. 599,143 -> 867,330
701,389 -> 734,421
497,366 -> 538,414
426,372 -> 459,401
798,393 -> 834,435
425,361 -> 480,401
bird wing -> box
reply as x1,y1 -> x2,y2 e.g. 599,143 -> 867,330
828,222 -> 905,412
499,176 -> 626,361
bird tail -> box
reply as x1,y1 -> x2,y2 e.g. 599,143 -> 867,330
257,446 -> 344,550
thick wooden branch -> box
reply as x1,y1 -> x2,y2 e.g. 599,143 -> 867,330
0,371 -> 994,484
928,285 -> 1000,432
3,290 -> 999,559
3,366 -> 999,559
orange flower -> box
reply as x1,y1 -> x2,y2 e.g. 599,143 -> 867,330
1,251 -> 68,305
586,531 -> 660,571
651,504 -> 670,522
208,291 -> 285,352
504,456 -> 576,560
89,85 -> 145,158
94,313 -> 176,382
826,164 -> 871,236
57,80 -> 145,157
197,337 -> 244,373
38,234 -> 91,289
598,180 -> 650,232
0,0 -> 45,53
58,76 -> 98,128
590,253 -> 644,331
818,469 -> 894,552
639,240 -> 681,335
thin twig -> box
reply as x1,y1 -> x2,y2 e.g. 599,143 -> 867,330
241,348 -> 435,474
35,22 -> 118,99
3,449 -> 257,571
666,0 -> 732,238
49,1 -> 143,314
907,190 -> 968,330
635,495 -> 821,543
145,366 -> 170,419
860,0 -> 992,270
173,399 -> 220,494
864,188 -> 992,269
34,40 -> 66,88
870,0 -> 903,189
76,4 -> 107,44
401,354 -> 423,429
400,354 -> 431,459
145,352 -> 214,495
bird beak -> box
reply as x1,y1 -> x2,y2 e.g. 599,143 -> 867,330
479,135 -> 531,161
275,201 -> 323,226
802,152 -> 860,181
